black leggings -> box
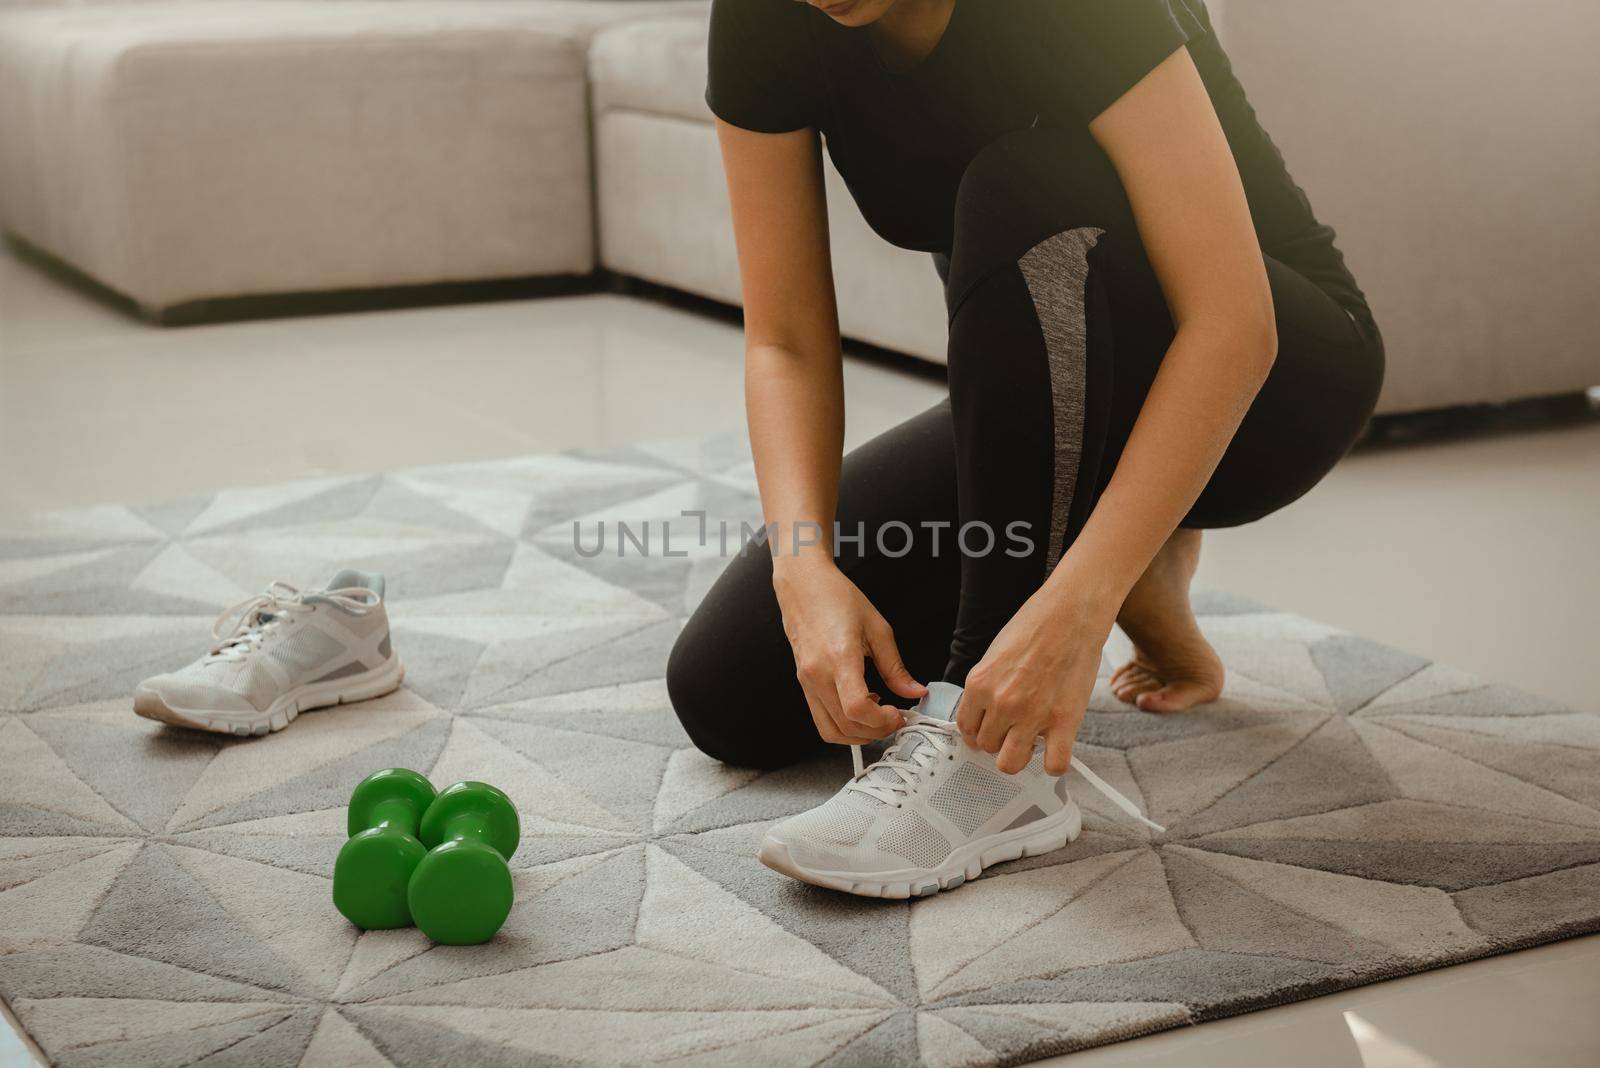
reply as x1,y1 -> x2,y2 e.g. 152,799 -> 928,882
669,127 -> 1385,769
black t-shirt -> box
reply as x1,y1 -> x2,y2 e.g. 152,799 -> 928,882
706,0 -> 1370,321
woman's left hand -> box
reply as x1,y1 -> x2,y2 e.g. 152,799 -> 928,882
959,591 -> 1115,776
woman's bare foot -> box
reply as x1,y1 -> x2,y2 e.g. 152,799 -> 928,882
1110,528 -> 1225,713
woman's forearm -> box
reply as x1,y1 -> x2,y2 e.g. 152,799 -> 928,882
1047,317 -> 1277,620
745,342 -> 846,565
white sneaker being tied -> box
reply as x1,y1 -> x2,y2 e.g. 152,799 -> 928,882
758,682 -> 1162,899
134,569 -> 404,737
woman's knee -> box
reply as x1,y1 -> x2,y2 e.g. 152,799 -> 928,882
665,566 -> 813,769
666,620 -> 757,766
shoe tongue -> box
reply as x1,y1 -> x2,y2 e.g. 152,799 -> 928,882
914,681 -> 964,723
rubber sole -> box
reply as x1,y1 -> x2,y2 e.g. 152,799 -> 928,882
758,799 -> 1082,900
133,655 -> 405,737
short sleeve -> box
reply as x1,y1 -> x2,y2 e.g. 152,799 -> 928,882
705,0 -> 826,133
1042,0 -> 1204,122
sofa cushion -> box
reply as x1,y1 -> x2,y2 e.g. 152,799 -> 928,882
0,1 -> 704,310
591,15 -> 714,125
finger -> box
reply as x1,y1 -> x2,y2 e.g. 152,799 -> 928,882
865,619 -> 927,701
955,684 -> 986,745
836,664 -> 903,737
802,692 -> 838,743
811,649 -> 894,741
804,693 -> 874,747
797,660 -> 851,743
995,727 -> 1036,775
975,699 -> 1011,754
1137,680 -> 1214,715
1043,721 -> 1074,777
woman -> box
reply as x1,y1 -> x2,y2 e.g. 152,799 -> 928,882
667,0 -> 1384,897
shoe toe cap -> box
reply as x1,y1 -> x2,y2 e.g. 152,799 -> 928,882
135,676 -> 255,714
760,833 -> 856,875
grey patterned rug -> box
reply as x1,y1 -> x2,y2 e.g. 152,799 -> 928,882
3,435 -> 1599,1068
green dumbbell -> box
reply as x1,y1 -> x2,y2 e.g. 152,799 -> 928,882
408,781 -> 519,945
332,768 -> 438,930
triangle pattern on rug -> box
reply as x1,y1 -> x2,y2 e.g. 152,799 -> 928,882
165,842 -> 357,998
1164,845 -> 1483,960
0,841 -> 141,953
1351,720 -> 1600,830
660,833 -> 920,1005
0,542 -> 218,617
130,542 -> 252,609
80,843 -> 309,994
1126,715 -> 1327,831
460,618 -> 682,711
428,717 -> 637,836
17,621 -> 211,713
1160,845 -> 1391,964
166,702 -> 445,831
27,703 -> 224,833
464,715 -> 672,831
474,678 -> 689,751
910,850 -> 1146,999
185,475 -> 382,538
1375,717 -> 1600,812
1308,633 -> 1431,713
302,1007 -> 395,1067
170,805 -> 346,879
1172,716 -> 1399,837
350,847 -> 646,1003
0,718 -> 141,836
637,845 -> 897,1007
917,1010 -> 997,1068
927,850 -> 1194,1000
0,835 -> 128,890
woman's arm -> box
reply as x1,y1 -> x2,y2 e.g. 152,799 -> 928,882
716,119 -> 925,745
1059,46 -> 1277,613
960,47 -> 1278,774
717,121 -> 844,564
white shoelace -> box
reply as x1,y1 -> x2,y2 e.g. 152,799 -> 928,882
207,582 -> 379,662
847,714 -> 1166,833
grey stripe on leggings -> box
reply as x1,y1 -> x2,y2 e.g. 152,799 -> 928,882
1017,227 -> 1104,573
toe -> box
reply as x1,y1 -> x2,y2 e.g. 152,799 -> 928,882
1112,668 -> 1160,703
1136,680 -> 1216,714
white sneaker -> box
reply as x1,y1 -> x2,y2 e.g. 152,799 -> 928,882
134,569 -> 404,737
758,682 -> 1162,899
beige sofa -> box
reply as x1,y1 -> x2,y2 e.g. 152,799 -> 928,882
1,0 -> 1596,415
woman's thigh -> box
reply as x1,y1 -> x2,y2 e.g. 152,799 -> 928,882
666,401 -> 963,768
1085,254 -> 1386,527
1185,261 -> 1385,526
947,126 -> 1385,532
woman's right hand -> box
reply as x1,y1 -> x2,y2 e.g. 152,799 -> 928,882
773,555 -> 927,746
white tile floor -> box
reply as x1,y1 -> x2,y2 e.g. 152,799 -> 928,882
2,244 -> 1598,1066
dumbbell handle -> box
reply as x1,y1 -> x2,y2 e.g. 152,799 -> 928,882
368,797 -> 423,836
436,811 -> 496,849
